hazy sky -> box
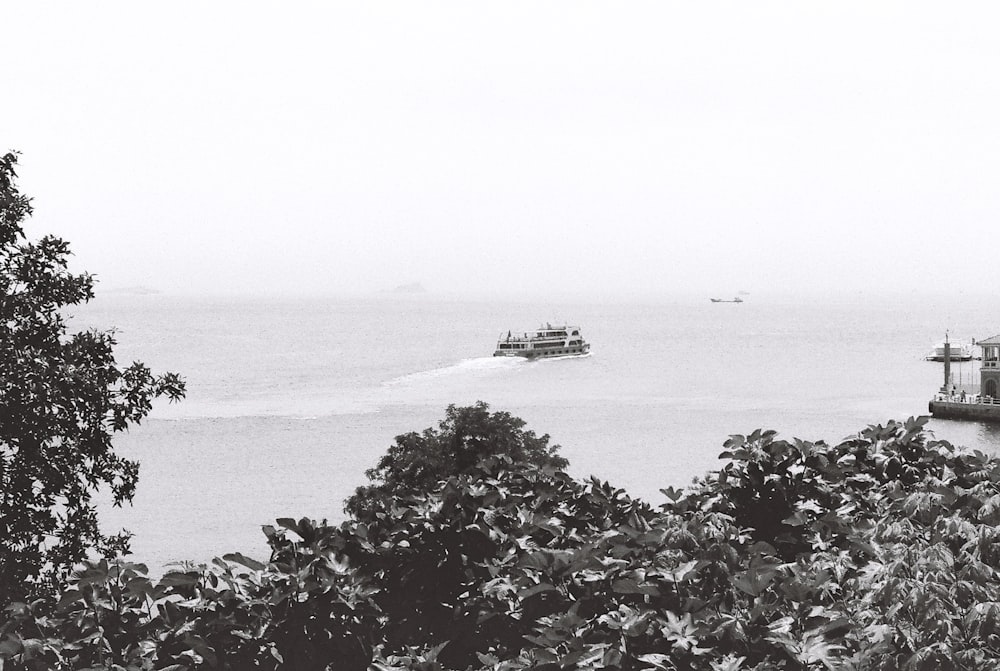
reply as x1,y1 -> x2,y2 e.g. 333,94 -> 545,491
4,3 -> 1000,298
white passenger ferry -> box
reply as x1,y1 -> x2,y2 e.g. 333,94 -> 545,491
926,340 -> 976,361
493,324 -> 590,358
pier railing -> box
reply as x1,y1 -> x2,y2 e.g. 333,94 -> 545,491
933,392 -> 1000,405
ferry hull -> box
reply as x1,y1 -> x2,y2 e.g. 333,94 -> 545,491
493,345 -> 590,359
927,353 -> 974,362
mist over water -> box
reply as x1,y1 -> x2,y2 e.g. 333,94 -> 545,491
76,292 -> 1000,569
10,4 -> 1000,302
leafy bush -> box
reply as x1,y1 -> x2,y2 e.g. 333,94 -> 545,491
9,409 -> 1000,670
345,402 -> 567,522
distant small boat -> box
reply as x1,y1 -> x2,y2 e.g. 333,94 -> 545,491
710,297 -> 743,303
926,341 -> 976,361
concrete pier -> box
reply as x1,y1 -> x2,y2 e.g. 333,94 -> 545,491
929,398 -> 1000,423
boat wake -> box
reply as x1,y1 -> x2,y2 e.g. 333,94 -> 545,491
384,356 -> 526,386
535,352 -> 593,363
150,392 -> 385,420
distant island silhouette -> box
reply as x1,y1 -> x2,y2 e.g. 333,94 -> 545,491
389,282 -> 427,294
98,286 -> 162,296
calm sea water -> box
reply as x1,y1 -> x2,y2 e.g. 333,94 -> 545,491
72,292 -> 1000,569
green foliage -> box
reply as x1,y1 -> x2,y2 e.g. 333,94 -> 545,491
344,402 -> 568,522
13,406 -> 1000,670
343,458 -> 651,668
0,152 -> 185,605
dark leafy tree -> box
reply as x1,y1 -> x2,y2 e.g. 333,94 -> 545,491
8,410 -> 1000,669
0,151 -> 185,605
344,401 -> 568,521
340,460 -> 652,667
